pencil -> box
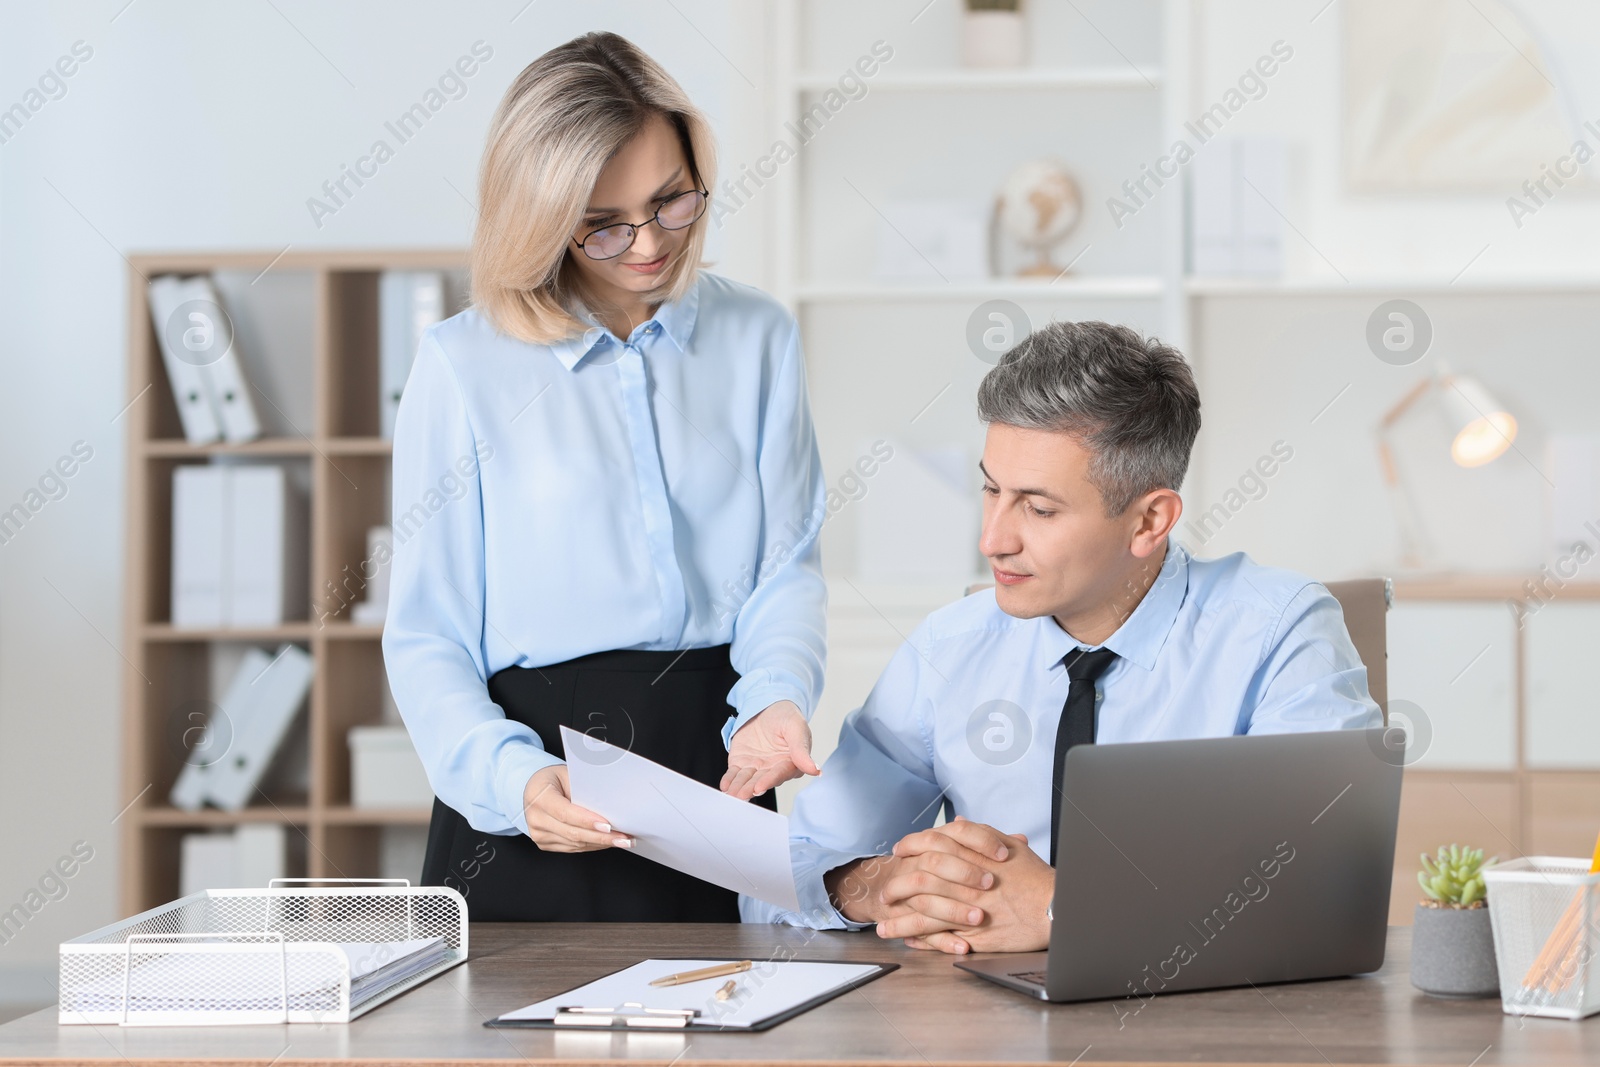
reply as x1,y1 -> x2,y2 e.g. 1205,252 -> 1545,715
1519,830 -> 1600,997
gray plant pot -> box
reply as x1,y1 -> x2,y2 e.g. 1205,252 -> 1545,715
1411,902 -> 1499,998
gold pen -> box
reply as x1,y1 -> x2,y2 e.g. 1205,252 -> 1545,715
649,960 -> 753,987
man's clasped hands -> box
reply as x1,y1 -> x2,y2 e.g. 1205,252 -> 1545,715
824,816 -> 1055,955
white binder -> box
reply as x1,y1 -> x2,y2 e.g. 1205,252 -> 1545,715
233,824 -> 288,888
229,465 -> 305,625
206,643 -> 314,812
169,645 -> 309,811
205,325 -> 263,444
179,824 -> 288,894
379,271 -> 445,439
148,276 -> 222,444
190,644 -> 273,809
169,755 -> 211,812
147,275 -> 262,443
171,465 -> 228,628
178,833 -> 236,897
171,464 -> 306,629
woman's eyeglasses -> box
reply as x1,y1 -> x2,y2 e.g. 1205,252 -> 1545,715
572,188 -> 710,261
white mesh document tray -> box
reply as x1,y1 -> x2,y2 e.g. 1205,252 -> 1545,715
58,879 -> 467,1025
1484,857 -> 1600,1020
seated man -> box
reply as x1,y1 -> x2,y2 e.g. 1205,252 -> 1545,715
742,320 -> 1380,954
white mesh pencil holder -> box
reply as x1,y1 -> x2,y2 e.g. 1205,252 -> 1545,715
58,879 -> 467,1025
1484,857 -> 1600,1020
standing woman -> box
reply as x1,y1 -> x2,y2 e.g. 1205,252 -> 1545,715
382,31 -> 827,922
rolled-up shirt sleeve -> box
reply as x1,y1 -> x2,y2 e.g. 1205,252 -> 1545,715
741,621 -> 945,928
381,329 -> 560,838
723,315 -> 829,743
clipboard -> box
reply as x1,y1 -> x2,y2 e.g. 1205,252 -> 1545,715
484,956 -> 898,1032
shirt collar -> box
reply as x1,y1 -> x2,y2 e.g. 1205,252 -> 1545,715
1045,540 -> 1191,673
548,271 -> 701,371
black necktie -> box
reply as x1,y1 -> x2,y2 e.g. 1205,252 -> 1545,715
1051,647 -> 1118,866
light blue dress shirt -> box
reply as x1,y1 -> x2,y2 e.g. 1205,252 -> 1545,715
741,540 -> 1381,928
381,269 -> 828,839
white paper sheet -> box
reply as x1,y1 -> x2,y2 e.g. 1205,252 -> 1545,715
558,725 -> 802,912
497,958 -> 882,1028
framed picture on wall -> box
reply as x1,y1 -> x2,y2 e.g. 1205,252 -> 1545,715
1343,0 -> 1588,192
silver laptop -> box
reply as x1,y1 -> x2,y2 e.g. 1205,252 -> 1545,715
955,727 -> 1403,1002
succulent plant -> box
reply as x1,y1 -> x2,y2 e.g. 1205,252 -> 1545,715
1418,844 -> 1496,907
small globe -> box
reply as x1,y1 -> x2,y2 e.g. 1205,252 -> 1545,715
996,159 -> 1082,276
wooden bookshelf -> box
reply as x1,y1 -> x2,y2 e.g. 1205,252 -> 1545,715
119,248 -> 467,915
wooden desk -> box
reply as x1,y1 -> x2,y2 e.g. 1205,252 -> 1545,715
1,924 -> 1595,1065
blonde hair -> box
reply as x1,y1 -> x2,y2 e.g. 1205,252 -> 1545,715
470,32 -> 717,345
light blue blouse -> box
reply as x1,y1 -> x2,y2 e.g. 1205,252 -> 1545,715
381,270 -> 828,838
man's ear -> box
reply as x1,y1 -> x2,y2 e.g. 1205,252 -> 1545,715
1129,488 -> 1182,558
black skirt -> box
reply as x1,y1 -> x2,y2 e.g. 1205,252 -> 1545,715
420,644 -> 776,922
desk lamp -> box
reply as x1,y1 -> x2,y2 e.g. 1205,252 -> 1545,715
1377,364 -> 1518,569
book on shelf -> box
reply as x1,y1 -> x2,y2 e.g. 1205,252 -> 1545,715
147,274 -> 262,444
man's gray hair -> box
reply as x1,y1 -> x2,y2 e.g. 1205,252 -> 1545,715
975,320 -> 1201,515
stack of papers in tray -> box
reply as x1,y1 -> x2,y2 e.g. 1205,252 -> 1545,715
346,937 -> 453,1006
72,937 -> 451,1013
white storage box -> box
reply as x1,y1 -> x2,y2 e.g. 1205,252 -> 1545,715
58,879 -> 465,1025
1484,857 -> 1600,1020
350,724 -> 433,808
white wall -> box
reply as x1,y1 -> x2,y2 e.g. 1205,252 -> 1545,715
1183,0 -> 1600,576
0,0 -> 773,1004
1188,0 -> 1600,283
1188,288 -> 1600,576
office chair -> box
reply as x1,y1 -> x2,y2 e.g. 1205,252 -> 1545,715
1322,577 -> 1392,726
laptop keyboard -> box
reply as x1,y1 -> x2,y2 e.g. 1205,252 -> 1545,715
1008,970 -> 1049,986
